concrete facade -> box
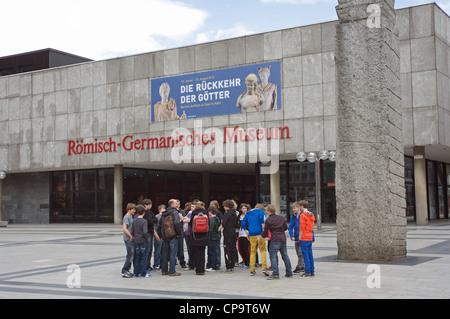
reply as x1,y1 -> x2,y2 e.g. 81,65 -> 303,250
0,3 -> 449,225
0,21 -> 338,175
399,4 -> 450,160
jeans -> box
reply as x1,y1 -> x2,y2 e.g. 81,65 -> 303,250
294,241 -> 305,271
153,237 -> 162,268
121,240 -> 135,274
300,240 -> 314,274
269,241 -> 292,277
207,240 -> 220,269
161,238 -> 178,274
134,241 -> 150,276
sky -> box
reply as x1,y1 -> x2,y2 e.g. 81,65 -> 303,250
1,0 -> 450,61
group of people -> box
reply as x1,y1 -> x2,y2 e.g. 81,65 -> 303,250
121,198 -> 316,280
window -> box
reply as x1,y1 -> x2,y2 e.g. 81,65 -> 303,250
404,156 -> 416,222
437,163 -> 447,219
427,161 -> 438,220
447,164 -> 450,219
50,169 -> 114,223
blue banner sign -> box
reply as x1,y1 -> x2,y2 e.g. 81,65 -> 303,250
151,61 -> 281,122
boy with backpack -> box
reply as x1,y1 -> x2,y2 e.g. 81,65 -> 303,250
206,206 -> 221,271
157,199 -> 182,276
189,201 -> 209,275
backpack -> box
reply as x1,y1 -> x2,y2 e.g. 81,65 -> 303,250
163,213 -> 176,239
193,212 -> 209,235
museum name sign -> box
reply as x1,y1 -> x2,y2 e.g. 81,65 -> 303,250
67,125 -> 291,156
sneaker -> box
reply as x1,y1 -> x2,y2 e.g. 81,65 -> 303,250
224,269 -> 234,274
121,272 -> 132,278
298,273 -> 312,278
262,269 -> 270,277
206,268 -> 214,272
267,275 -> 279,280
241,265 -> 250,269
184,267 -> 194,271
293,267 -> 300,274
250,271 -> 256,276
285,274 -> 293,278
142,274 -> 152,278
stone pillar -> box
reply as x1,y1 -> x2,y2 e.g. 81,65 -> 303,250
0,179 -> 5,227
114,165 -> 123,225
270,165 -> 281,215
335,0 -> 407,261
413,146 -> 428,225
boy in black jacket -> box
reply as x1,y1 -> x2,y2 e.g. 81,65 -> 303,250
221,199 -> 239,273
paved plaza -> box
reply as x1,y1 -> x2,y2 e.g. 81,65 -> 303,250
0,221 -> 449,300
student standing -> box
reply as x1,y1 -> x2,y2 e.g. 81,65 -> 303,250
221,199 -> 239,273
131,205 -> 151,278
153,204 -> 165,270
189,201 -> 209,275
298,200 -> 315,278
261,204 -> 292,280
209,200 -> 223,269
206,206 -> 221,271
175,199 -> 187,268
157,199 -> 182,276
241,204 -> 269,277
142,198 -> 158,271
288,202 -> 305,274
181,202 -> 195,271
121,203 -> 136,278
237,203 -> 251,269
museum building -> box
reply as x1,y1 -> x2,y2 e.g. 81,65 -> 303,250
0,3 -> 449,225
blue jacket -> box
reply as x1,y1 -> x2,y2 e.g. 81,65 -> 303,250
241,208 -> 265,236
288,212 -> 301,241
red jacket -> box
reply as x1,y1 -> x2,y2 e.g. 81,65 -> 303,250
299,211 -> 315,241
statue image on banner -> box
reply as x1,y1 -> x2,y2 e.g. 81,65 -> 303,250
236,73 -> 264,112
153,83 -> 186,122
256,66 -> 277,111
150,61 -> 281,123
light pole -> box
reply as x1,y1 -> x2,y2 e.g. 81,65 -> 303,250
296,150 -> 336,231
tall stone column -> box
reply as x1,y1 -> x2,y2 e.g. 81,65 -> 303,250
270,165 -> 281,215
335,0 -> 407,261
114,165 -> 123,225
413,146 -> 428,226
